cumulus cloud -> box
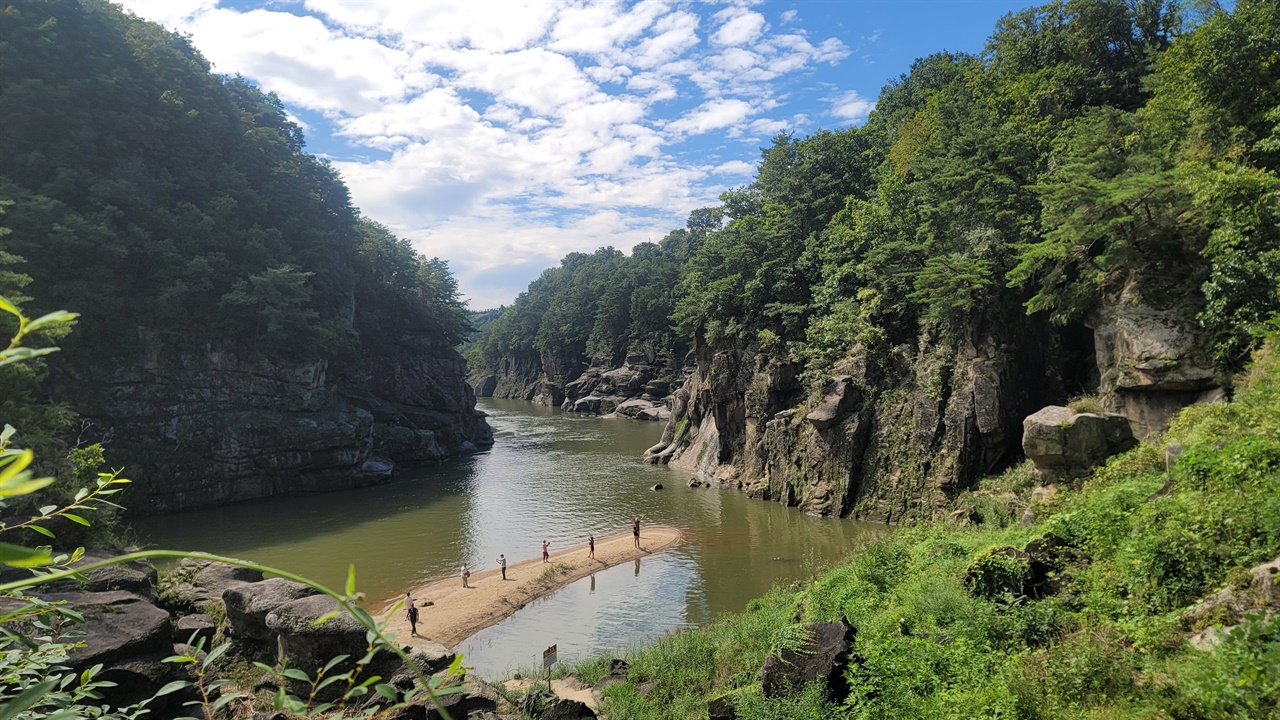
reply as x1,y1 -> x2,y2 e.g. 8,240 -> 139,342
830,89 -> 875,124
118,0 -> 859,305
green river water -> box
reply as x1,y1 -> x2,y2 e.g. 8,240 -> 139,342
132,398 -> 888,678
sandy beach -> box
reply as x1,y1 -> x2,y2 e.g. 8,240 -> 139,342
382,526 -> 684,648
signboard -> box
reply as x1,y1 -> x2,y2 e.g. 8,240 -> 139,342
543,644 -> 558,668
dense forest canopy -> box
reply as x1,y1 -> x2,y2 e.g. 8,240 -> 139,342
0,0 -> 470,364
471,0 -> 1280,386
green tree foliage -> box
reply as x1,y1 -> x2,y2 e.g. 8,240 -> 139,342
0,0 -> 468,366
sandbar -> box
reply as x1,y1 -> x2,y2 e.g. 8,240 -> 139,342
382,526 -> 683,648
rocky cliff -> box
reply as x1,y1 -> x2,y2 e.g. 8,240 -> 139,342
471,343 -> 678,422
645,296 -> 1221,522
58,331 -> 492,514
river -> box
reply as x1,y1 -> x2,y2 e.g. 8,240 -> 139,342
132,398 -> 888,678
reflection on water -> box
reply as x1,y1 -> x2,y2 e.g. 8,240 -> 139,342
132,398 -> 888,678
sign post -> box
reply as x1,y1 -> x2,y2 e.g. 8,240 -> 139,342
543,644 -> 557,688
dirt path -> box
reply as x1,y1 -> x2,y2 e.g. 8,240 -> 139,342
382,526 -> 683,649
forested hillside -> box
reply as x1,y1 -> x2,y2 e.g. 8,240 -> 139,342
0,0 -> 492,512
471,0 -> 1280,521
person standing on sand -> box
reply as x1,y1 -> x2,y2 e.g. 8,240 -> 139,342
633,517 -> 641,548
406,596 -> 420,637
497,554 -> 507,580
588,534 -> 595,559
542,539 -> 551,562
461,563 -> 470,588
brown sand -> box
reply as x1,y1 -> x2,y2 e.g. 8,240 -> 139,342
383,526 -> 683,648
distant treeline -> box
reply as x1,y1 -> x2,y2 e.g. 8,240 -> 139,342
470,0 -> 1280,383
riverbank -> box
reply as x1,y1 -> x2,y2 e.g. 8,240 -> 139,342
384,526 -> 684,648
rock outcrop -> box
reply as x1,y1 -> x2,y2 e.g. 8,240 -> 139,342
760,617 -> 856,700
1092,287 -> 1223,437
648,308 -> 1075,521
1022,406 -> 1137,482
61,330 -> 493,514
472,345 -> 680,423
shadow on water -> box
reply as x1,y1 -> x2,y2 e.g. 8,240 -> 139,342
133,398 -> 890,678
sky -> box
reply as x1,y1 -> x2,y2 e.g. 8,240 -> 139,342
116,0 -> 1034,310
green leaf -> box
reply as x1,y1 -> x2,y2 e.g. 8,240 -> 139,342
0,679 -> 58,720
211,692 -> 242,712
0,425 -> 14,444
0,449 -> 33,484
0,295 -> 20,319
203,642 -> 231,668
282,668 -> 311,682
312,610 -> 339,626
155,680 -> 192,697
0,542 -> 53,567
28,525 -> 55,538
24,311 -> 79,334
374,683 -> 398,701
0,475 -> 54,498
0,346 -> 59,367
346,564 -> 357,597
322,654 -> 350,673
62,513 -> 90,526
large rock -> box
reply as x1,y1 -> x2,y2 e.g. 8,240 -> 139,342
540,699 -> 597,720
804,376 -> 859,430
1093,290 -> 1221,436
1022,406 -> 1137,482
175,613 -> 218,646
36,591 -> 172,668
159,558 -> 264,612
223,577 -> 318,641
614,398 -> 670,421
760,618 -> 856,700
1185,555 -> 1280,639
37,550 -> 157,598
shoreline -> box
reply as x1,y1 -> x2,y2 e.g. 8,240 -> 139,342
381,526 -> 684,648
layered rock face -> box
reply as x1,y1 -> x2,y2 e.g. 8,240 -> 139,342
60,330 -> 493,514
647,294 -> 1221,522
472,345 -> 678,422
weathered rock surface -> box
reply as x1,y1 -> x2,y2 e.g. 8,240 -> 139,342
34,591 -> 172,668
1093,289 -> 1222,437
159,558 -> 264,612
1022,406 -> 1137,482
224,577 -> 318,641
1185,555 -> 1280,645
175,613 -> 217,646
35,550 -> 157,598
760,618 -> 856,700
539,699 -> 598,720
650,311 -> 1073,521
61,332 -> 492,514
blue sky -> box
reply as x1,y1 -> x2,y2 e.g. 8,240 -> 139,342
119,0 -> 1033,309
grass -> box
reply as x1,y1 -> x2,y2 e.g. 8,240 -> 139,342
551,337 -> 1280,719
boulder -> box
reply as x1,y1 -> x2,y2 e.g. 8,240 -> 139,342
651,484 -> 664,491
160,558 -> 264,612
36,591 -> 172,668
175,613 -> 218,646
1185,555 -> 1280,636
37,551 -> 158,598
760,617 -> 855,700
265,594 -> 364,672
615,398 -> 665,420
408,642 -> 457,674
97,650 -> 199,712
224,577 -> 317,641
1022,406 -> 1137,482
687,477 -> 705,488
539,699 -> 597,720
707,695 -> 738,720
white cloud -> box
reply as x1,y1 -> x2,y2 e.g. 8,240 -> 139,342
829,89 -> 875,124
712,160 -> 754,175
711,8 -> 766,46
667,98 -> 754,135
